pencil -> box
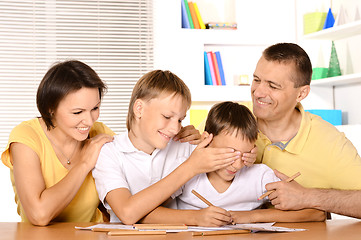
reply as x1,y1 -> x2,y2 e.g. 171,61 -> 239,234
92,228 -> 135,232
107,230 -> 166,236
192,229 -> 250,236
133,223 -> 188,230
191,189 -> 214,206
191,189 -> 236,225
257,172 -> 301,200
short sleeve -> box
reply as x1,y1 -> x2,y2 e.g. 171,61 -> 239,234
92,142 -> 129,209
259,165 -> 280,203
1,121 -> 42,169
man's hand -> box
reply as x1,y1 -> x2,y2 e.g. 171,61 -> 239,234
266,169 -> 309,210
241,145 -> 257,167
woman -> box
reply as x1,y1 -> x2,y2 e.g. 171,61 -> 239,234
1,60 -> 202,226
1,60 -> 115,226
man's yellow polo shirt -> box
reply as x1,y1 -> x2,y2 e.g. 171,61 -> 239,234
256,103 -> 361,190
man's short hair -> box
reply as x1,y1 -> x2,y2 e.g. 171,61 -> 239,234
263,43 -> 312,87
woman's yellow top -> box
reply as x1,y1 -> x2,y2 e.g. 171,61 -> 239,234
1,118 -> 114,222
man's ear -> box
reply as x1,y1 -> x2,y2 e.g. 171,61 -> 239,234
296,85 -> 310,102
133,99 -> 144,119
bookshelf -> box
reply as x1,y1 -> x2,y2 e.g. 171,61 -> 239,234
304,19 -> 361,40
306,19 -> 361,86
306,19 -> 361,87
299,0 -> 361,124
177,13 -> 270,103
153,0 -> 296,107
311,72 -> 361,86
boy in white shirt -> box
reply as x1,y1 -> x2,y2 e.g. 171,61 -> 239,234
92,70 -> 251,224
174,101 -> 326,226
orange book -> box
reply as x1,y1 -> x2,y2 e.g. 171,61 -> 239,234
211,52 -> 222,85
188,2 -> 200,29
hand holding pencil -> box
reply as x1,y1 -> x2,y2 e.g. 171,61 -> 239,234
191,190 -> 235,226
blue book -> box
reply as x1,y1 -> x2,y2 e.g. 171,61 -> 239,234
204,51 -> 213,85
215,51 -> 226,85
181,0 -> 190,28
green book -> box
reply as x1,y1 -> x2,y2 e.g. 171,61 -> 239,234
183,0 -> 194,29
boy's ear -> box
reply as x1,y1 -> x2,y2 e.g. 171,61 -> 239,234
201,131 -> 210,141
133,99 -> 144,119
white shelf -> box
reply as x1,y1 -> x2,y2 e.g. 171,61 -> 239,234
311,72 -> 361,86
180,28 -> 269,46
191,85 -> 251,102
304,20 -> 361,40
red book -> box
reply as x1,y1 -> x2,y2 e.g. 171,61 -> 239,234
211,52 -> 222,85
188,2 -> 200,29
207,52 -> 217,85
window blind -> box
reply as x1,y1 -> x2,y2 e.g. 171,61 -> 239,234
0,0 -> 154,150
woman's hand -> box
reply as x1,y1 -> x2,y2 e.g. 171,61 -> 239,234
78,133 -> 114,171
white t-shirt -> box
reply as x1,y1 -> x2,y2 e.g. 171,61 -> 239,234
175,164 -> 280,211
92,131 -> 196,222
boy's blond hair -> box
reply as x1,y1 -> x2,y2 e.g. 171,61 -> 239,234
126,70 -> 191,131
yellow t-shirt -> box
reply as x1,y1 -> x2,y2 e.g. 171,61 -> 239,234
256,103 -> 361,190
1,118 -> 115,222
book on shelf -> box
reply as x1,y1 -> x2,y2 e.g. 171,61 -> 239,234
203,51 -> 212,85
211,52 -> 222,85
215,51 -> 226,85
204,51 -> 226,86
206,52 -> 217,85
193,2 -> 205,29
188,2 -> 200,29
181,1 -> 206,30
181,0 -> 190,28
183,0 -> 194,29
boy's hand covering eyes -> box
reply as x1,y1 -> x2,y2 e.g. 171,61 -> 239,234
200,131 -> 257,167
186,133 -> 241,175
173,125 -> 201,144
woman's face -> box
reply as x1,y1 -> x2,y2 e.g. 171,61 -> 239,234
52,87 -> 101,141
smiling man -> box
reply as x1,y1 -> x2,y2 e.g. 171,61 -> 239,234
252,43 -> 361,219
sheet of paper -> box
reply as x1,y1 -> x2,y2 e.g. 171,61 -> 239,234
168,222 -> 306,233
229,223 -> 307,232
76,222 -> 306,233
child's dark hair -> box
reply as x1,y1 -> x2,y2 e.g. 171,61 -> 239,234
205,101 -> 258,142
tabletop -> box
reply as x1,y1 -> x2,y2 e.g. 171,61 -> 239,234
1,219 -> 361,240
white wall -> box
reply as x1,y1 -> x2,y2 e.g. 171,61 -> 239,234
0,165 -> 19,221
